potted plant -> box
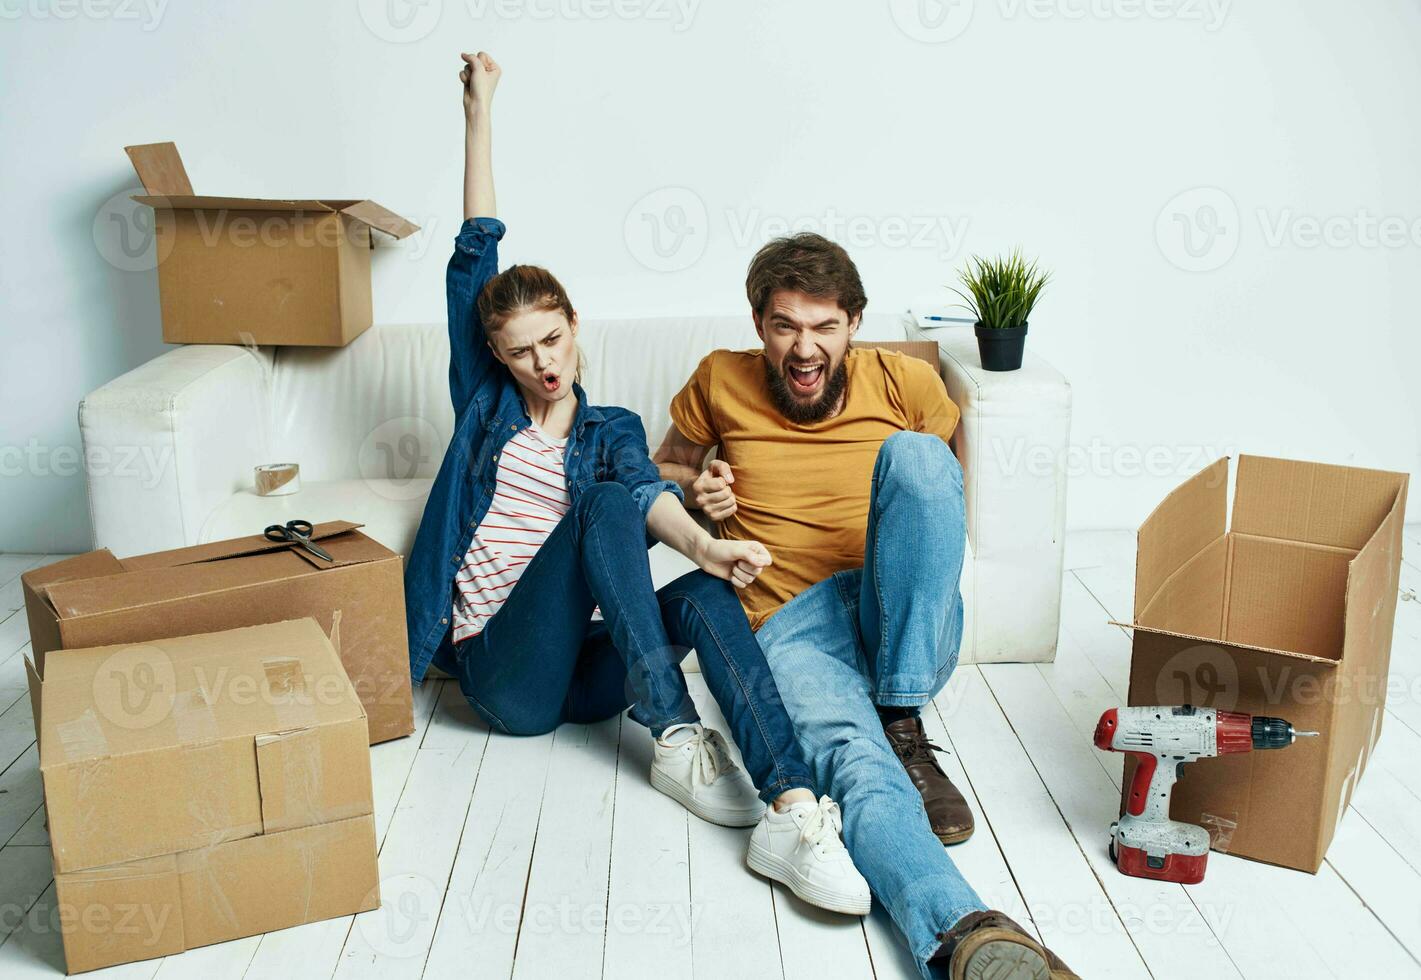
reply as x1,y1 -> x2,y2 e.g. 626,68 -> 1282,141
951,250 -> 1050,371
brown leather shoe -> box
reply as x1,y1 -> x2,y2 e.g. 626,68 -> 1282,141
929,909 -> 1081,980
882,716 -> 974,844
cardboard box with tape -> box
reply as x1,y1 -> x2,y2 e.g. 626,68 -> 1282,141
22,521 -> 413,746
1118,454 -> 1409,872
125,140 -> 419,346
37,618 -> 380,973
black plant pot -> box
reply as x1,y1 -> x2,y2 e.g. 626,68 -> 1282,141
975,322 -> 1028,371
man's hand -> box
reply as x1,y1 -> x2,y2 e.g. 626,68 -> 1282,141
695,538 -> 772,589
692,459 -> 738,520
461,51 -> 501,116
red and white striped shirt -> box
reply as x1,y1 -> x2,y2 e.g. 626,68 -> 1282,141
452,422 -> 573,644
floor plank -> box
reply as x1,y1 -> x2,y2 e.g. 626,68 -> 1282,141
335,697 -> 490,979
508,717 -> 622,980
423,724 -> 557,979
940,666 -> 1152,979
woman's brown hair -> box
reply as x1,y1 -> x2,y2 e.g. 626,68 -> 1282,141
476,264 -> 586,382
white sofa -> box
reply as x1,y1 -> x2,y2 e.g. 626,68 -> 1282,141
80,314 -> 1071,663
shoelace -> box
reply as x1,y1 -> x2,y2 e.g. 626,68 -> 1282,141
689,728 -> 739,786
891,732 -> 946,771
798,796 -> 846,857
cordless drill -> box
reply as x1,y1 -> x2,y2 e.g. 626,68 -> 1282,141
1093,705 -> 1317,884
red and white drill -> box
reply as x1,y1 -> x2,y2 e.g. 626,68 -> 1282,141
1093,705 -> 1317,884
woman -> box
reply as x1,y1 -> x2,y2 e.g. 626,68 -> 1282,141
403,50 -> 869,915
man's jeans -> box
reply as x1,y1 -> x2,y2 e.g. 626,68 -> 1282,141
437,481 -> 817,804
754,431 -> 987,976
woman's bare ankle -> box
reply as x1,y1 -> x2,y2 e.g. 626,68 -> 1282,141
771,788 -> 816,812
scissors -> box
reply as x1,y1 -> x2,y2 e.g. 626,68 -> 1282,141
263,519 -> 334,562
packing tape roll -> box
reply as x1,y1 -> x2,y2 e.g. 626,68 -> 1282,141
255,463 -> 301,497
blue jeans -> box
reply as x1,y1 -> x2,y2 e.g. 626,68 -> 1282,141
754,432 -> 986,977
438,481 -> 816,803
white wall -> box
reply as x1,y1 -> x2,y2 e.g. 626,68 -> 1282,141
2,0 -> 1418,553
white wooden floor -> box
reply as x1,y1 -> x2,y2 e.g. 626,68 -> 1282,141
1,531 -> 1419,979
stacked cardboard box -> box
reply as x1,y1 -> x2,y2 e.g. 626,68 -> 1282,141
125,141 -> 419,346
22,521 -> 413,746
1118,455 -> 1408,872
36,619 -> 380,973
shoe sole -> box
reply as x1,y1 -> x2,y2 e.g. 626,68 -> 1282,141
650,766 -> 763,828
958,938 -> 1048,980
937,825 -> 974,846
745,839 -> 872,916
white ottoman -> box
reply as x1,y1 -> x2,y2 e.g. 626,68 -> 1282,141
907,323 -> 1072,664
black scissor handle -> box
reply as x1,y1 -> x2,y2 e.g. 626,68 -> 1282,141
264,524 -> 292,542
286,519 -> 315,537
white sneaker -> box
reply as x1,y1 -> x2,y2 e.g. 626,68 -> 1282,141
746,795 -> 871,915
650,723 -> 765,827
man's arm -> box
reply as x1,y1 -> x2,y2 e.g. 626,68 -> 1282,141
653,424 -> 740,519
653,423 -> 711,499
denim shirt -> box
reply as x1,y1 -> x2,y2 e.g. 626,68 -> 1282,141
404,217 -> 684,683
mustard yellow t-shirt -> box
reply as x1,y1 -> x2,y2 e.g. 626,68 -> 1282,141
669,346 -> 960,631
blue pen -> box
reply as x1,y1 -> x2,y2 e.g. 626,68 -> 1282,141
921,315 -> 975,323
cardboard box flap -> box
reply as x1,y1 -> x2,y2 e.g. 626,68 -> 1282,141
1232,454 -> 1408,550
121,520 -> 364,572
23,549 -> 126,596
1134,457 -> 1229,620
132,194 -> 341,214
46,550 -> 315,620
334,200 -> 420,239
1112,619 -> 1343,666
39,619 -> 364,767
125,141 -> 195,196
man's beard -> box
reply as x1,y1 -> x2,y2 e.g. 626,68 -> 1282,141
764,354 -> 849,425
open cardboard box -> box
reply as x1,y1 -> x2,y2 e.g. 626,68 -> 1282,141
1117,455 -> 1408,872
36,618 -> 379,973
23,521 -> 414,746
126,141 -> 418,346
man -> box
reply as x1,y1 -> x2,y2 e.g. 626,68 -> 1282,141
655,233 -> 1077,979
